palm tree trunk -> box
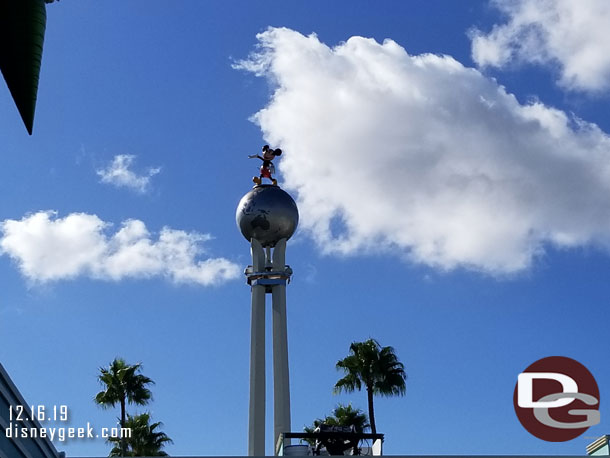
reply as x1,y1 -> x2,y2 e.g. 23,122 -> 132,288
367,386 -> 376,435
120,397 -> 126,456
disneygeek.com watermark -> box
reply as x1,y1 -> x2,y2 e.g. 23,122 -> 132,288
4,405 -> 131,442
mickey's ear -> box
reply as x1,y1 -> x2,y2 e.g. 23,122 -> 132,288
275,149 -> 282,156
262,145 -> 269,151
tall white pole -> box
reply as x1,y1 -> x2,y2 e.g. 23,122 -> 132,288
272,239 -> 291,453
248,239 -> 266,456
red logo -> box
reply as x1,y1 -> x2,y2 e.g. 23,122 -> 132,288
513,356 -> 600,441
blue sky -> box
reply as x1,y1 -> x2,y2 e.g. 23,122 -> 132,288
2,0 -> 610,456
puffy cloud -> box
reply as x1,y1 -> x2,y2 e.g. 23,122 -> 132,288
236,27 -> 610,274
471,0 -> 610,92
97,155 -> 161,193
0,211 -> 240,285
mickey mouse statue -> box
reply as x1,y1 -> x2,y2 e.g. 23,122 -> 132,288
248,145 -> 282,186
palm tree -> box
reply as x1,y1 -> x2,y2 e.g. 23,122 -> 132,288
334,339 -> 406,434
94,358 -> 154,456
303,404 -> 369,447
108,413 -> 172,457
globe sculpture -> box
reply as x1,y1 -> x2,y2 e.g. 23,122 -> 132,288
236,184 -> 299,247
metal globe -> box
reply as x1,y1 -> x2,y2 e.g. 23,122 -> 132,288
236,185 -> 299,247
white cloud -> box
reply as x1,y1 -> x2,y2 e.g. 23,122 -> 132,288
0,211 -> 240,285
471,0 -> 610,92
236,27 -> 610,275
97,155 -> 161,193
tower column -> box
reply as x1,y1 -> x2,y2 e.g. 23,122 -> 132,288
272,239 -> 291,452
248,239 -> 266,456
